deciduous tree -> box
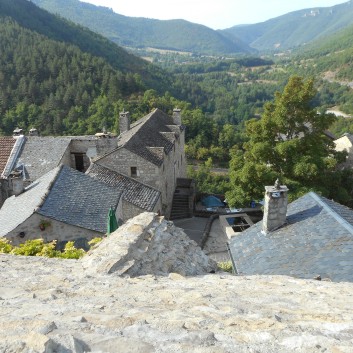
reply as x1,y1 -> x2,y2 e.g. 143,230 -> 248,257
226,76 -> 351,207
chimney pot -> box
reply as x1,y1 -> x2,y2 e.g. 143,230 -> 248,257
13,127 -> 23,136
29,128 -> 39,136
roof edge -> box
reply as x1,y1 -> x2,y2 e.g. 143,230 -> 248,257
309,192 -> 353,235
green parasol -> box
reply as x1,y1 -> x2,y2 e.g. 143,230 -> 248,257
107,207 -> 118,235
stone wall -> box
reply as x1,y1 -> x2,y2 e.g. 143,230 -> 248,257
121,198 -> 162,221
67,138 -> 118,172
99,148 -> 159,188
4,213 -> 103,246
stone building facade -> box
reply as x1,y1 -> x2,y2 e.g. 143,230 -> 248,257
94,108 -> 187,216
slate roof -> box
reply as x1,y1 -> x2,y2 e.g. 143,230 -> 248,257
38,166 -> 122,233
0,167 -> 61,236
16,136 -> 72,181
229,192 -> 353,282
86,163 -> 160,211
97,108 -> 184,166
0,137 -> 16,175
0,166 -> 122,236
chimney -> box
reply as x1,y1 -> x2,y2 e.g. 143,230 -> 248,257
9,170 -> 25,196
262,179 -> 289,233
119,110 -> 130,134
173,108 -> 182,125
13,127 -> 23,136
29,128 -> 39,136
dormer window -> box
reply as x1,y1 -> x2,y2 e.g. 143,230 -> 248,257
130,166 -> 137,177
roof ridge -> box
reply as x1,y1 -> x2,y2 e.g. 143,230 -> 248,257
309,192 -> 353,235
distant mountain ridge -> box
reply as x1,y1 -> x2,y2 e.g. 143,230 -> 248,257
222,1 -> 353,51
31,0 -> 253,55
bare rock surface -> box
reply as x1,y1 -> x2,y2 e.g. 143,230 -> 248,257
0,213 -> 353,352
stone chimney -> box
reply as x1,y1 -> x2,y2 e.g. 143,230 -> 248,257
262,179 -> 289,233
9,170 -> 25,196
29,128 -> 39,136
13,127 -> 23,137
119,110 -> 130,134
173,108 -> 182,125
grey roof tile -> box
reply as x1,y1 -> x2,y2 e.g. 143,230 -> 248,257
0,167 -> 61,236
86,163 -> 160,211
16,136 -> 72,181
38,166 -> 122,233
229,192 -> 353,282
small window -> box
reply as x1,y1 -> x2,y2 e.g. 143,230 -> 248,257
74,154 -> 84,172
130,166 -> 137,177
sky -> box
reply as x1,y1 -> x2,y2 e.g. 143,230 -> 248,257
80,0 -> 348,29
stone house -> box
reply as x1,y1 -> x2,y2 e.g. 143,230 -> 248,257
0,108 -> 188,244
92,108 -> 187,216
0,165 -> 123,246
228,182 -> 353,282
0,133 -> 118,208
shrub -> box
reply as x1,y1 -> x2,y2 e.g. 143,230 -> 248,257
11,239 -> 45,256
218,261 -> 233,273
88,237 -> 103,248
59,241 -> 85,259
0,239 -> 13,253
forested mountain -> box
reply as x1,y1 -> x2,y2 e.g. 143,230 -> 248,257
0,0 -> 151,75
0,0 -> 172,135
31,0 -> 252,55
222,1 -> 353,52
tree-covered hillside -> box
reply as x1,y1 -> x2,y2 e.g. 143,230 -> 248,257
31,0 -> 252,55
0,0 -> 150,75
0,18 -> 146,135
223,1 -> 353,52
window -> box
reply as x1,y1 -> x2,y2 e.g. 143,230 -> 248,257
130,166 -> 137,177
74,154 -> 84,172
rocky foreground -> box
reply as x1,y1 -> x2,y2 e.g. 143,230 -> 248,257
0,213 -> 353,352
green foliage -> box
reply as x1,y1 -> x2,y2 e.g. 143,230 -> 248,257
60,241 -> 85,259
11,239 -> 46,256
36,241 -> 60,258
187,158 -> 229,195
217,261 -> 233,273
0,239 -> 13,253
226,76 -> 353,207
3,239 -> 88,259
88,237 -> 103,247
